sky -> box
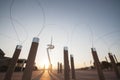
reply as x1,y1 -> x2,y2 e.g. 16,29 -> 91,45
0,0 -> 120,69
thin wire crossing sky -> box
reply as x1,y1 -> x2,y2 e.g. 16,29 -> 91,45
0,0 -> 120,69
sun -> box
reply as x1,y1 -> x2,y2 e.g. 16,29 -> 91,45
36,59 -> 50,70
42,59 -> 49,69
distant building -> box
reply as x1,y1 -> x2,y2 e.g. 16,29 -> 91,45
0,49 -> 5,58
0,49 -> 27,72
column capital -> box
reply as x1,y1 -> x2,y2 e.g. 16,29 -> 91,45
33,37 -> 39,43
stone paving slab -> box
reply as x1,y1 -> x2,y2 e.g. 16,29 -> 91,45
0,70 -> 120,80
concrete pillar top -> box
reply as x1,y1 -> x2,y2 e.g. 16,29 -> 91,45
17,45 -> 22,49
33,37 -> 39,43
70,54 -> 73,57
92,48 -> 96,51
64,46 -> 68,51
108,52 -> 112,54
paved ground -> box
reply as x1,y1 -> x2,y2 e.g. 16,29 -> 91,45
0,71 -> 43,80
0,70 -> 120,80
33,70 -> 61,80
75,70 -> 120,80
39,70 -> 51,80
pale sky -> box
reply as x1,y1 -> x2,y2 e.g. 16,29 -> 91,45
0,0 -> 120,69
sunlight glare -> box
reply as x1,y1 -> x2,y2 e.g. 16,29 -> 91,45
42,59 -> 49,69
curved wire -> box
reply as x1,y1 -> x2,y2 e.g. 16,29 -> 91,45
69,24 -> 94,48
87,25 -> 94,48
109,38 -> 120,51
0,33 -> 17,41
91,30 -> 120,53
35,0 -> 46,37
12,18 -> 28,45
10,0 -> 29,45
10,0 -> 21,43
94,30 -> 120,44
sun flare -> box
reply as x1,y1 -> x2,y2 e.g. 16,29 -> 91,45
42,59 -> 49,69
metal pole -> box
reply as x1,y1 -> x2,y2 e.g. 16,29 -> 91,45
70,55 -> 76,80
108,53 -> 120,78
91,48 -> 105,80
64,46 -> 70,80
4,45 -> 22,80
22,37 -> 39,80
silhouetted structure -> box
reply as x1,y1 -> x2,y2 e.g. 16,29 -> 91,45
16,59 -> 26,71
0,49 -> 26,72
70,55 -> 76,80
22,37 -> 39,80
101,61 -> 111,70
57,62 -> 62,73
60,63 -> 62,73
113,54 -> 118,63
0,49 -> 5,58
105,56 -> 108,62
108,53 -> 120,78
57,62 -> 60,73
4,45 -> 22,80
0,49 -> 10,72
91,48 -> 105,80
64,47 -> 70,80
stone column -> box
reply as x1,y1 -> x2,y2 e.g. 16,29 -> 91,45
60,63 -> 62,73
70,55 -> 76,80
4,45 -> 22,80
64,47 -> 70,80
22,37 -> 39,80
108,53 -> 120,78
105,56 -> 108,62
113,54 -> 118,63
57,62 -> 60,73
91,48 -> 105,80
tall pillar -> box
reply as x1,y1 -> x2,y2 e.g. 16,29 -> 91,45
64,47 -> 70,80
60,63 -> 62,73
113,54 -> 118,63
57,62 -> 60,73
70,55 -> 76,80
108,53 -> 120,78
91,48 -> 105,80
22,37 -> 39,80
4,45 -> 22,80
50,64 -> 52,72
105,56 -> 108,62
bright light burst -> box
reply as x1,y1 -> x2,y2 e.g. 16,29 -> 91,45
41,59 -> 49,69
